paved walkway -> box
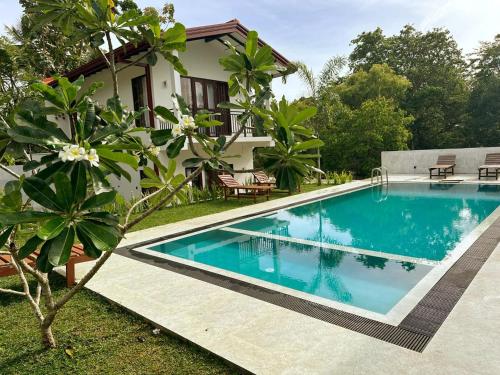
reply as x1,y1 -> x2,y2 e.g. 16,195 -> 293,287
74,179 -> 500,374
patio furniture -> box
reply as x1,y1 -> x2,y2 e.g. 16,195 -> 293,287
478,153 -> 500,180
429,155 -> 456,179
252,171 -> 275,186
218,174 -> 272,203
0,244 -> 93,287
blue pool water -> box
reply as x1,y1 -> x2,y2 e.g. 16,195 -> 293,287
147,183 -> 500,314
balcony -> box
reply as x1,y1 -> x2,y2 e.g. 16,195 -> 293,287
156,110 -> 267,138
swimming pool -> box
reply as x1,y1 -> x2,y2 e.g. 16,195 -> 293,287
141,183 -> 500,316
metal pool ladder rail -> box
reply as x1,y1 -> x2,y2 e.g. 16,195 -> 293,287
371,167 -> 389,185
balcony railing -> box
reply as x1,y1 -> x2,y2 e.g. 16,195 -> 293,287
156,110 -> 266,137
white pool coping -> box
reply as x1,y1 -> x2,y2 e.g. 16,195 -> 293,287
131,181 -> 500,325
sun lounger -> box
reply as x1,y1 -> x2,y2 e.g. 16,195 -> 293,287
218,174 -> 272,203
478,153 -> 500,180
429,155 -> 456,179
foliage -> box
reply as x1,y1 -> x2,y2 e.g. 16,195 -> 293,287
349,25 -> 469,149
255,98 -> 323,192
324,171 -> 353,185
466,35 -> 500,146
320,97 -> 412,177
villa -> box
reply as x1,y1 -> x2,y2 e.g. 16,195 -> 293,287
44,19 -> 289,198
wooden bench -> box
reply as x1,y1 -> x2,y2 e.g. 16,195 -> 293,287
0,245 -> 93,287
429,155 -> 456,179
478,153 -> 500,180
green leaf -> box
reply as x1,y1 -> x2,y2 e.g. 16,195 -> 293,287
154,106 -> 178,124
71,161 -> 87,204
76,220 -> 120,251
83,212 -> 119,226
246,30 -> 258,57
97,148 -> 139,170
0,211 -> 58,225
151,129 -> 173,146
75,226 -> 102,258
23,176 -> 63,211
36,242 -> 53,273
18,236 -> 44,259
161,23 -> 187,51
291,139 -> 324,152
80,191 -> 116,210
166,135 -> 186,158
37,217 -> 66,240
182,158 -> 205,168
54,172 -> 73,209
47,226 -> 75,266
291,107 -> 317,126
0,226 -> 14,249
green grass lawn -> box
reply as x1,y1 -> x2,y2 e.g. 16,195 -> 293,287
1,183 -> 330,374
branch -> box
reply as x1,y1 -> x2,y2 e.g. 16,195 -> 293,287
0,163 -> 20,179
54,250 -> 114,311
123,185 -> 169,227
0,287 -> 25,296
123,165 -> 203,231
187,134 -> 201,157
116,49 -> 155,73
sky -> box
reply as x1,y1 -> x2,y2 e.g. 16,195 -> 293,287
0,0 -> 499,99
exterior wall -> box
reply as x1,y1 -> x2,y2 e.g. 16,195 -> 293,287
382,147 -> 500,175
19,41 -> 274,200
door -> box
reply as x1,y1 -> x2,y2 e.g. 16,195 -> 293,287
180,77 -> 231,135
131,75 -> 148,127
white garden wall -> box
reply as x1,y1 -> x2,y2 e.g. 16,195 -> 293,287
382,147 -> 500,175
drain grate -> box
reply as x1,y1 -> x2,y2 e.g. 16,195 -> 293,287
118,209 -> 500,353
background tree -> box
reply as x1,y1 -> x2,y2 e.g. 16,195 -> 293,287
350,25 -> 469,149
466,35 -> 500,146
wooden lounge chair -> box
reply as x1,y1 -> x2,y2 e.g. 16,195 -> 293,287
252,171 -> 275,186
478,153 -> 500,180
429,155 -> 456,179
0,244 -> 93,287
218,174 -> 272,203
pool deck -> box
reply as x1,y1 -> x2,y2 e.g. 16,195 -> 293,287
74,176 -> 500,374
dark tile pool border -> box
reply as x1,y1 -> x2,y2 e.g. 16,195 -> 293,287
118,185 -> 500,353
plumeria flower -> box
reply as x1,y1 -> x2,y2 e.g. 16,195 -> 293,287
181,115 -> 196,129
84,148 -> 100,167
172,123 -> 183,137
148,145 -> 160,156
59,145 -> 85,162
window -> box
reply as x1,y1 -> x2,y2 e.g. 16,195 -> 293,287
131,75 -> 148,127
180,77 -> 192,108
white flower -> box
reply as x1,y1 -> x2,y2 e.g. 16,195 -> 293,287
172,123 -> 183,137
84,148 -> 100,167
59,145 -> 85,162
181,115 -> 196,129
148,145 -> 160,156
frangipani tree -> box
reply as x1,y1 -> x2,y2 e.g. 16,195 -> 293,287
0,0 -> 320,349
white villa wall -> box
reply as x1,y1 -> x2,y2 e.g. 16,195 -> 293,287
382,147 -> 500,175
179,40 -> 231,83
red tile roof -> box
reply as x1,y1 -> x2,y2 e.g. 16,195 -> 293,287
44,19 -> 290,86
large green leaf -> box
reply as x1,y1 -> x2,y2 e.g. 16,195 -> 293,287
151,129 -> 173,146
53,172 -> 74,209
83,212 -> 119,226
161,23 -> 187,51
37,217 -> 66,240
0,226 -> 14,249
97,148 -> 139,170
154,106 -> 178,124
245,30 -> 258,57
47,226 -> 75,266
36,242 -> 53,273
71,161 -> 88,204
75,226 -> 102,259
166,135 -> 186,158
18,235 -> 44,259
80,191 -> 116,210
76,220 -> 120,251
291,139 -> 325,152
23,176 -> 63,211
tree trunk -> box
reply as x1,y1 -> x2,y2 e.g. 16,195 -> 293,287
41,323 -> 56,348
